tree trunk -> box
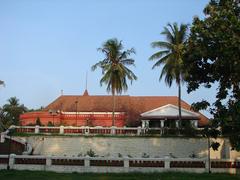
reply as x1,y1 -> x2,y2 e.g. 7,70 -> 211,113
178,83 -> 182,125
112,90 -> 115,126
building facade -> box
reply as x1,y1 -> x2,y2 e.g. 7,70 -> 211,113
20,90 -> 208,127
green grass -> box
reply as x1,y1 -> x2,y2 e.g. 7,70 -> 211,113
0,170 -> 239,180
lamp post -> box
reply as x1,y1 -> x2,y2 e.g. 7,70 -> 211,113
49,110 -> 59,126
75,101 -> 78,126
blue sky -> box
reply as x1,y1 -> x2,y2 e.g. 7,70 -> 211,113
0,0 -> 215,116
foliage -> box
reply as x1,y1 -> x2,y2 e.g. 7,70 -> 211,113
86,149 -> 96,157
184,0 -> 240,150
92,38 -> 137,94
180,121 -> 197,137
201,125 -> 221,151
0,97 -> 28,131
92,38 -> 137,126
35,117 -> 42,126
149,23 -> 188,122
47,121 -> 54,127
142,152 -> 150,158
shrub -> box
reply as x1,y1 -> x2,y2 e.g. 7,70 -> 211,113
35,117 -> 42,126
47,121 -> 54,127
142,153 -> 150,158
86,149 -> 96,157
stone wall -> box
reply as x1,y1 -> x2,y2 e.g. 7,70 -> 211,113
21,136 -> 240,159
1,154 -> 239,174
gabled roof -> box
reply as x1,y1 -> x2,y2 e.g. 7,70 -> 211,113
141,104 -> 199,117
44,93 -> 208,126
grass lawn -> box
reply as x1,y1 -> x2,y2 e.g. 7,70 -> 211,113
0,170 -> 240,180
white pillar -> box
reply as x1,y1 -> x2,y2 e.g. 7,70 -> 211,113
137,126 -> 141,135
84,156 -> 90,167
111,126 -> 116,135
124,157 -> 129,168
1,133 -> 5,143
194,120 -> 198,128
46,156 -> 52,166
9,154 -> 16,169
35,125 -> 40,134
59,126 -> 64,134
160,120 -> 165,128
146,120 -> 149,128
164,156 -> 170,169
141,120 -> 145,128
205,158 -> 209,173
175,120 -> 179,128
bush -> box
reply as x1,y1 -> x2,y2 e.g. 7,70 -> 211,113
86,149 -> 96,157
35,117 -> 42,126
47,121 -> 54,127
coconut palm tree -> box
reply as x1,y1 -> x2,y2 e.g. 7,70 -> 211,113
92,38 -> 137,126
3,97 -> 28,125
149,23 -> 188,125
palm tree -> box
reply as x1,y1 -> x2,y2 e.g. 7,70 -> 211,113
92,38 -> 137,126
3,97 -> 28,125
149,23 -> 188,126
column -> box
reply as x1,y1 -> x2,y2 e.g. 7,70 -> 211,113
0,133 -> 5,143
164,156 -> 170,169
35,125 -> 40,134
123,157 -> 129,168
141,120 -> 145,128
46,156 -> 52,166
160,120 -> 165,128
194,120 -> 198,128
111,126 -> 116,135
9,154 -> 16,169
175,120 -> 179,128
84,157 -> 90,167
59,126 -> 64,134
137,126 -> 141,135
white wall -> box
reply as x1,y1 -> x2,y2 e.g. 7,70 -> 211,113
21,136 -> 240,159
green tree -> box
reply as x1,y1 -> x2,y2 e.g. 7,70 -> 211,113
184,0 -> 240,150
92,38 -> 137,126
149,23 -> 188,124
3,97 -> 28,126
0,107 -> 6,132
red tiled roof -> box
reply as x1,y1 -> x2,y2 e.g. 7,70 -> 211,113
44,93 -> 208,126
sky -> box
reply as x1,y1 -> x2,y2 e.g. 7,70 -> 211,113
0,0 -> 216,117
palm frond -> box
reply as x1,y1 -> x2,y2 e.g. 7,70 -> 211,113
149,50 -> 170,61
151,41 -> 172,49
94,38 -> 137,95
120,59 -> 135,66
151,54 -> 171,69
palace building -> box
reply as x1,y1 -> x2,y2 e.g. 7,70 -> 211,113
19,90 -> 208,128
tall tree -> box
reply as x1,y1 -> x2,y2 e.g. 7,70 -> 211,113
3,97 -> 28,126
149,23 -> 188,125
92,38 -> 137,126
184,0 -> 240,150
